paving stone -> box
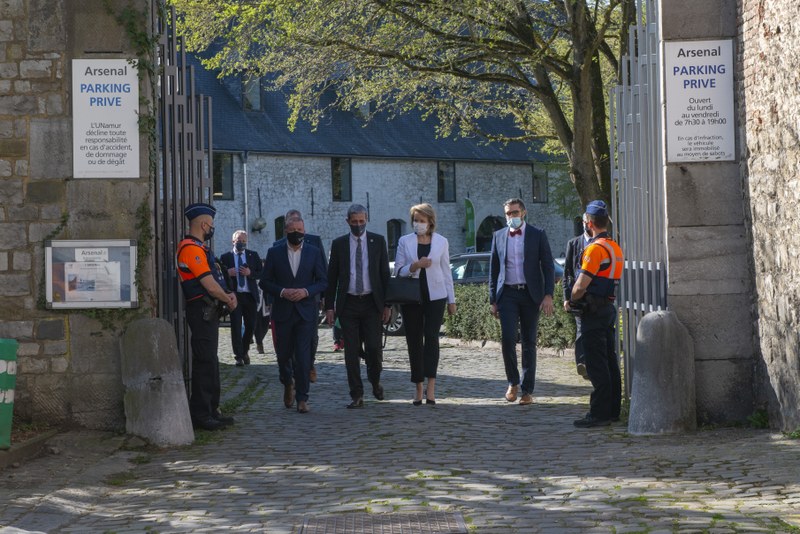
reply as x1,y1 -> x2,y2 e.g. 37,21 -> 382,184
2,331 -> 800,532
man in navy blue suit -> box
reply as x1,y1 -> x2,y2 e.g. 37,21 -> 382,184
489,198 -> 555,406
260,216 -> 327,414
272,209 -> 326,383
219,230 -> 262,366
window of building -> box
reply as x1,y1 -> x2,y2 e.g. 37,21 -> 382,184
531,165 -> 549,204
274,216 -> 285,241
213,153 -> 234,200
386,219 -> 403,261
242,75 -> 262,111
437,161 -> 456,203
332,157 -> 352,201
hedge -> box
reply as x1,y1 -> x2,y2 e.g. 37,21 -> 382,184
444,281 -> 577,350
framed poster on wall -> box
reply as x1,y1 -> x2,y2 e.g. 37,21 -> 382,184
45,240 -> 138,309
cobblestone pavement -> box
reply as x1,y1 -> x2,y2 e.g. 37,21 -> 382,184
2,327 -> 800,533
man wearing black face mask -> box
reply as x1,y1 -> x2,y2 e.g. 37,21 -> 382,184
272,209 -> 326,383
260,216 -> 327,414
325,204 -> 391,408
563,213 -> 592,380
220,230 -> 262,367
177,203 -> 238,431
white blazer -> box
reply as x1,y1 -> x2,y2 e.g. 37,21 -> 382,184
394,232 -> 455,304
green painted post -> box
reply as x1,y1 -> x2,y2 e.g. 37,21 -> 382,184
0,339 -> 19,450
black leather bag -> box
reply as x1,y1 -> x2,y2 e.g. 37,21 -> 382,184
385,276 -> 421,304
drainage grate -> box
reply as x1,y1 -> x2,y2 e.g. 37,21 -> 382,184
299,512 -> 468,534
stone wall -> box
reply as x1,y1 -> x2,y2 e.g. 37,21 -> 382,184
212,155 -> 575,262
0,0 -> 154,429
739,0 -> 800,430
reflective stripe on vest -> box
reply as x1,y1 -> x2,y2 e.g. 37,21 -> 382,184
177,238 -> 212,302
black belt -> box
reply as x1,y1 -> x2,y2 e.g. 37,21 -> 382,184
505,284 -> 527,291
348,293 -> 373,299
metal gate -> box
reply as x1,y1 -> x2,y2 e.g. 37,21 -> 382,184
610,0 -> 668,395
153,4 -> 213,380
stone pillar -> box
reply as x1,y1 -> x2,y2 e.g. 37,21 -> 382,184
628,311 -> 696,435
121,319 -> 193,447
660,0 -> 757,424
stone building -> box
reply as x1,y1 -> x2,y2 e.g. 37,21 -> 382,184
191,56 -> 575,260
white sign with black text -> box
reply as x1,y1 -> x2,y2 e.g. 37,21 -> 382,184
72,59 -> 140,178
664,39 -> 735,163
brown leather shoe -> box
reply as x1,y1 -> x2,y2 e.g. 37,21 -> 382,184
309,365 -> 317,383
505,385 -> 519,402
297,401 -> 309,414
519,393 -> 534,405
283,383 -> 295,408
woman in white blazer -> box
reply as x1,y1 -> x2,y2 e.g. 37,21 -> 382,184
394,203 -> 456,405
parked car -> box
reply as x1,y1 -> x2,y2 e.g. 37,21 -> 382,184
449,252 -> 564,285
384,253 -> 563,336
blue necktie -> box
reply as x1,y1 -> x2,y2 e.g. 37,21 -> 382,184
237,253 -> 246,289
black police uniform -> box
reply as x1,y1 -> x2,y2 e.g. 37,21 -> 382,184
177,234 -> 229,428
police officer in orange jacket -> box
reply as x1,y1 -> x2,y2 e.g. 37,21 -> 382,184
569,200 -> 624,428
177,203 -> 238,431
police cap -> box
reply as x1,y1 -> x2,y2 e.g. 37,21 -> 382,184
585,200 -> 608,217
184,202 -> 216,221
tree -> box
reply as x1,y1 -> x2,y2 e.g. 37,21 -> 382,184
171,0 -> 635,206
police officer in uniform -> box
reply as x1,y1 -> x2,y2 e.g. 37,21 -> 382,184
569,200 -> 624,428
177,203 -> 238,431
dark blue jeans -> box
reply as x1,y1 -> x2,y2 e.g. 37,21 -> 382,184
498,286 -> 541,395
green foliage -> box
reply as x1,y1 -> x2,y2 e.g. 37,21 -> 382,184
747,409 -> 770,429
444,283 -> 501,342
170,0 -> 635,204
444,282 -> 576,349
784,428 -> 800,440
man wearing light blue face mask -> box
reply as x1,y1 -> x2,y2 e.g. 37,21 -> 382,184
220,230 -> 263,367
489,198 -> 556,406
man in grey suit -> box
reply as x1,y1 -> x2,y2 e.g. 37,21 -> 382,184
489,198 -> 555,406
325,204 -> 391,408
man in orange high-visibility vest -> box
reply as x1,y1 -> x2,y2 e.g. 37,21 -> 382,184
569,200 -> 624,428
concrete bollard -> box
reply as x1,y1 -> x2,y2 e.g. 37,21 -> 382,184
628,310 -> 697,435
120,318 -> 194,446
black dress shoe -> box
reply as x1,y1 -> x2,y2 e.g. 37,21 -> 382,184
256,344 -> 264,354
193,418 -> 225,431
346,398 -> 364,409
214,413 -> 235,425
425,398 -> 436,405
412,399 -> 423,406
573,414 -> 611,428
372,383 -> 384,401
234,358 -> 244,367
243,354 -> 250,365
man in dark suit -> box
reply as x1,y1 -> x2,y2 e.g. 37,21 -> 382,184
260,215 -> 327,414
325,204 -> 391,408
273,209 -> 326,383
563,215 -> 592,379
219,230 -> 262,366
489,198 -> 555,406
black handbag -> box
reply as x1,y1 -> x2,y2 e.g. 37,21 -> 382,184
385,276 -> 421,304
